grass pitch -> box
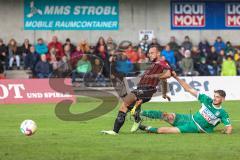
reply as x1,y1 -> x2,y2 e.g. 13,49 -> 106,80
0,97 -> 239,160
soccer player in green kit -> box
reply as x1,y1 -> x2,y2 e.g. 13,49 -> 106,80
137,71 -> 233,134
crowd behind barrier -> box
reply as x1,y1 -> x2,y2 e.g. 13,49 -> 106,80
0,36 -> 240,86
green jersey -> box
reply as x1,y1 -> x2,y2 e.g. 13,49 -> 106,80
192,93 -> 231,133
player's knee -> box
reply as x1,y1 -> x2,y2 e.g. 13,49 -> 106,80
123,93 -> 137,107
119,104 -> 128,112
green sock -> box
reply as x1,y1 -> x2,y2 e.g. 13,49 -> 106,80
147,127 -> 158,133
141,110 -> 163,119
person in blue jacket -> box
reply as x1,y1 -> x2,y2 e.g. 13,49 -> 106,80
161,44 -> 176,69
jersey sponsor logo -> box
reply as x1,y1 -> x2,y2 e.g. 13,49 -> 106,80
172,2 -> 205,27
215,111 -> 220,117
199,104 -> 220,126
226,3 -> 240,27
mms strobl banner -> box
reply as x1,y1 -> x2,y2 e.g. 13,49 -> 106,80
24,0 -> 119,30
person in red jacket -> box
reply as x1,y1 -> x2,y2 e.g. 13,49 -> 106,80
124,44 -> 139,63
48,36 -> 64,61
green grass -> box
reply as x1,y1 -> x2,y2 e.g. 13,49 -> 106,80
0,98 -> 240,160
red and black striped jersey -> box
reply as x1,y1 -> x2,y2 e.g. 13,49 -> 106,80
138,60 -> 171,87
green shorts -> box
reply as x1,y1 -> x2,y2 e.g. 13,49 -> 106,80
173,114 -> 200,133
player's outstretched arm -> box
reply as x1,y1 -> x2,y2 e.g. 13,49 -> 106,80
172,71 -> 198,97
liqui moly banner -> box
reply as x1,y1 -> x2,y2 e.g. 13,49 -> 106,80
0,79 -> 76,104
171,1 -> 240,30
172,2 -> 205,28
226,3 -> 240,27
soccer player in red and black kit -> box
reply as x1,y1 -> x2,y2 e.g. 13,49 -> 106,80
102,46 -> 172,135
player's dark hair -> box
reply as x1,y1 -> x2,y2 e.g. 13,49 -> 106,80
214,90 -> 226,98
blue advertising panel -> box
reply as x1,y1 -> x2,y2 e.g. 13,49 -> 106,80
24,0 -> 119,30
171,1 -> 240,30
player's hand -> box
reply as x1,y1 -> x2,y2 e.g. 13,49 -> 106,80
162,95 -> 171,101
171,71 -> 177,78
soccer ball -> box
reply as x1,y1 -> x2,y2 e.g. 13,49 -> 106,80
20,120 -> 37,136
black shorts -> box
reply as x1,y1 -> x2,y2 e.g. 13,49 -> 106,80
131,85 -> 157,104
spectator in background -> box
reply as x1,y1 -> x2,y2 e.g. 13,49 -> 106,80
63,44 -> 72,61
106,37 -> 117,53
225,41 -> 235,56
177,47 -> 185,62
180,50 -> 195,76
198,57 -> 209,76
168,36 -> 179,53
108,50 -> 117,63
24,46 -> 36,70
35,54 -> 52,78
95,45 -> 110,77
0,60 -> 4,79
58,56 -> 71,78
48,36 -> 64,60
213,36 -> 226,54
80,40 -> 91,54
124,44 -> 139,63
207,46 -> 218,76
234,49 -> 240,61
137,47 -> 149,63
150,38 -> 162,51
181,36 -> 193,50
221,55 -> 237,76
217,49 -> 226,74
91,58 -> 106,87
49,54 -> 59,77
19,39 -> 31,60
0,39 -> 8,67
161,44 -> 176,69
95,37 -> 107,54
70,45 -> 83,69
8,39 -> 21,70
115,54 -> 134,77
234,50 -> 240,74
191,46 -> 203,71
198,40 -> 210,57
235,56 -> 240,75
47,47 -> 57,61
35,38 -> 48,56
138,38 -> 149,54
72,54 -> 92,84
63,38 -> 76,53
